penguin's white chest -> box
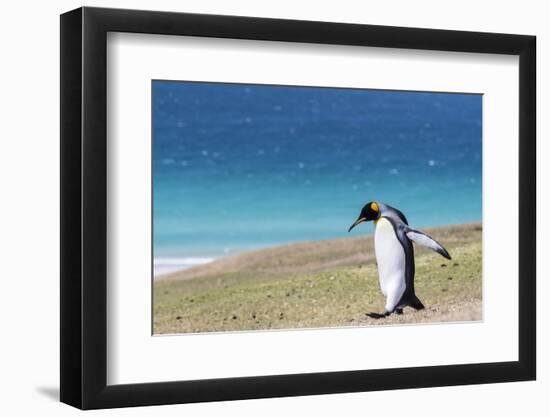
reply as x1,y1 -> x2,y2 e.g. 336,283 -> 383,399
374,217 -> 406,297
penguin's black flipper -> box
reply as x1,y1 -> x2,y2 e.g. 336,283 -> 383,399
404,227 -> 451,260
408,295 -> 425,311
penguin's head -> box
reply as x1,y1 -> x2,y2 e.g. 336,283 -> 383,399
348,201 -> 380,232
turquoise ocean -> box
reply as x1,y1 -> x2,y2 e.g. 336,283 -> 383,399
153,81 -> 482,276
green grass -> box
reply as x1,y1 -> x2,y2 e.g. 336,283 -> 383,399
153,223 -> 482,334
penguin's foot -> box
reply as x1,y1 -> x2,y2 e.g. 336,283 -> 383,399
366,312 -> 389,319
395,308 -> 403,315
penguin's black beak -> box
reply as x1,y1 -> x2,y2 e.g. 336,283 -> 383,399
348,217 -> 367,232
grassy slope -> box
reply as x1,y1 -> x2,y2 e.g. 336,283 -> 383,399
153,223 -> 482,334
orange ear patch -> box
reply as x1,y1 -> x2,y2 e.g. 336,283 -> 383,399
371,202 -> 379,212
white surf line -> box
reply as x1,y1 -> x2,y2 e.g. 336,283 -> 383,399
153,257 -> 217,278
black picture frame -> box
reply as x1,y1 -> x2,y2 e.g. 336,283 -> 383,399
60,6 -> 536,410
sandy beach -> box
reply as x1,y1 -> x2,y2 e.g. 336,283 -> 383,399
153,223 -> 482,334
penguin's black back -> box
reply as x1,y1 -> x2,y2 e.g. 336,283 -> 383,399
378,202 -> 409,225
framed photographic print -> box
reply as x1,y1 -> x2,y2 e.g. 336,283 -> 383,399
60,6 -> 536,409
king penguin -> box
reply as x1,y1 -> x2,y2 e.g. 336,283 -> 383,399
348,201 -> 451,318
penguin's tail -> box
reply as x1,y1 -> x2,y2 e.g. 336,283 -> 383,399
408,295 -> 425,311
